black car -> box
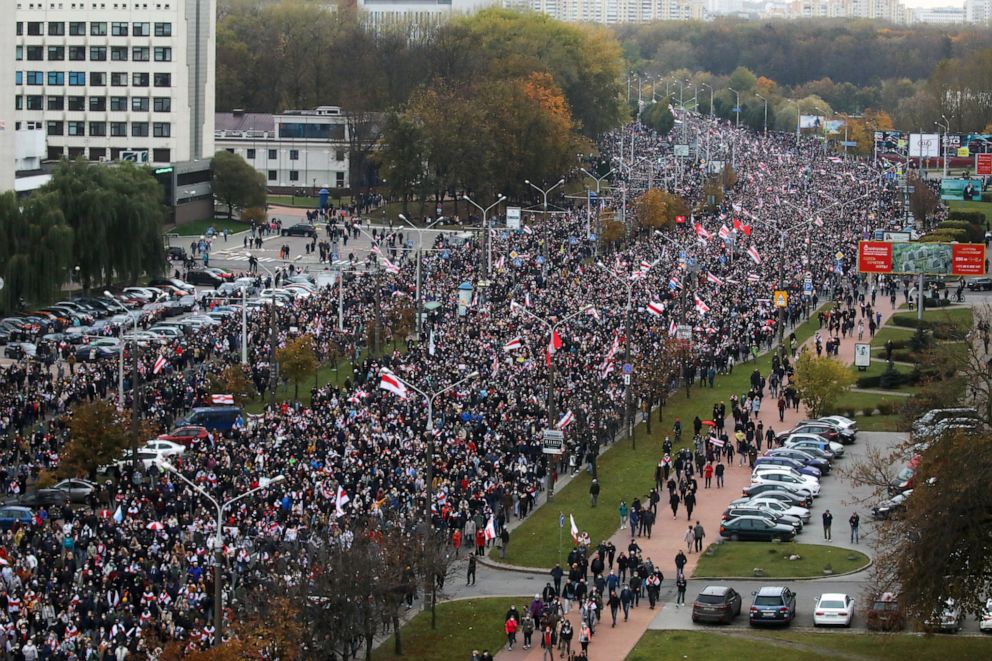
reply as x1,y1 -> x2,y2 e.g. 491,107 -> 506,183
5,488 -> 70,508
719,515 -> 796,542
185,270 -> 225,288
281,223 -> 318,238
742,483 -> 813,508
75,344 -> 120,362
749,586 -> 797,626
966,277 -> 992,291
692,586 -> 742,624
166,246 -> 188,261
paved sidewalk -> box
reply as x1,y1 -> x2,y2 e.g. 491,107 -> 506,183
494,298 -> 896,661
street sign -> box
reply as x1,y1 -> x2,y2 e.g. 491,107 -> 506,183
623,374 -> 631,385
674,144 -> 690,157
559,513 -> 565,528
622,363 -> 633,375
803,280 -> 813,295
773,290 -> 789,308
542,429 -> 564,455
676,324 -> 692,340
506,207 -> 522,230
855,343 -> 871,371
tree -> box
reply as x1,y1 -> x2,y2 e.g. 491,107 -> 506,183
792,351 -> 856,418
0,191 -> 74,313
908,174 -> 939,226
640,97 -> 675,135
632,189 -> 688,234
376,112 -> 427,215
212,150 -> 267,220
209,365 -> 256,407
59,400 -> 138,477
599,218 -> 626,252
275,334 -> 319,400
632,337 -> 681,434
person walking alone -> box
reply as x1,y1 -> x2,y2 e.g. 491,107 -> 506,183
683,525 -> 694,553
849,512 -> 860,544
693,521 -> 705,553
822,509 -> 833,541
675,573 -> 687,607
589,479 -> 600,507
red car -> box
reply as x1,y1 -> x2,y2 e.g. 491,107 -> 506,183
158,425 -> 209,445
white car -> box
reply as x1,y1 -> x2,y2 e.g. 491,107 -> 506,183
743,497 -> 811,523
783,433 -> 845,457
149,326 -> 184,339
140,440 -> 186,457
814,593 -> 855,627
980,599 -> 992,633
751,468 -> 821,497
817,416 -> 857,437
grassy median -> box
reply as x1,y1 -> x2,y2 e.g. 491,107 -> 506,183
692,542 -> 870,579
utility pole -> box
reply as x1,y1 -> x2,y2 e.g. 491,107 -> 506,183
129,341 -> 141,472
524,180 -> 564,279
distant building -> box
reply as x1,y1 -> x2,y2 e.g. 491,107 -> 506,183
911,6 -> 966,23
358,0 -> 494,32
214,107 -> 351,194
784,0 -> 908,23
0,11 -> 14,192
503,0 -> 705,22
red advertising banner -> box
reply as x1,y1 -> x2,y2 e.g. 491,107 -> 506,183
978,153 -> 992,176
951,243 -> 986,276
857,241 -> 893,273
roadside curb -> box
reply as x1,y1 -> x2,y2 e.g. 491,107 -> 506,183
477,555 -> 549,575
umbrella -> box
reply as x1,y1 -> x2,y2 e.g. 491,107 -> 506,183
97,509 -> 112,519
146,522 -> 165,531
701,420 -> 717,427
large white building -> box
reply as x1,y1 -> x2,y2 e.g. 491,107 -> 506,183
911,5 -> 966,23
358,0 -> 493,32
214,106 -> 351,193
503,0 -> 704,22
1,12 -> 15,192
965,0 -> 991,24
12,0 -> 215,166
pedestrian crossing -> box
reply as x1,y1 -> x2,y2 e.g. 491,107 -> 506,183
216,253 -> 276,263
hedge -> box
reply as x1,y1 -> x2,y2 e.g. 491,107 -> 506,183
890,316 -> 967,339
947,211 -> 987,225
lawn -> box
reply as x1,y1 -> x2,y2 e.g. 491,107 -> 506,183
497,311 -> 825,570
848,360 -> 918,393
627,631 -> 992,661
373,596 -> 528,661
170,218 -> 252,237
891,306 -> 973,331
869,325 -> 915,350
948,199 -> 992,225
268,194 -> 325,208
692,542 -> 870,579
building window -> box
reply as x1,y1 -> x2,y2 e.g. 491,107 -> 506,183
47,46 -> 65,61
289,171 -> 299,182
47,121 -> 64,136
68,72 -> 86,86
153,97 -> 171,112
153,122 -> 171,137
133,22 -> 150,37
336,172 -> 345,187
246,149 -> 256,160
289,149 -> 299,161
89,47 -> 107,62
268,149 -> 277,160
131,122 -> 149,137
132,97 -> 149,112
154,22 -> 172,37
336,150 -> 345,162
26,95 -> 44,111
26,71 -> 43,85
68,121 -> 86,136
69,46 -> 86,62
111,22 -> 128,36
267,170 -> 277,181
14,96 -> 22,111
89,122 -> 107,137
48,21 -> 65,36
67,96 -> 85,111
15,71 -> 22,85
69,22 -> 85,36
90,22 -> 108,37
111,46 -> 128,61
89,97 -> 106,111
132,73 -> 149,87
153,73 -> 171,88
132,47 -> 149,62
111,73 -> 128,87
47,71 -> 65,86
153,148 -> 171,163
110,122 -> 127,136
27,22 -> 43,36
16,22 -> 21,36
111,97 -> 127,111
89,148 -> 107,162
26,46 -> 43,61
47,96 -> 64,111
15,47 -> 22,62
153,47 -> 172,62
91,72 -> 106,87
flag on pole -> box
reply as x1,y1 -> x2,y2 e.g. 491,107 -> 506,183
569,513 -> 579,543
646,301 -> 665,316
335,487 -> 350,518
706,272 -> 724,286
557,410 -> 575,429
709,437 -> 726,448
152,355 -> 167,374
546,330 -> 563,367
522,225 -> 533,235
747,273 -> 761,282
211,394 -> 234,405
694,294 -> 710,316
428,330 -> 436,356
510,300 -> 524,312
484,517 -> 497,541
503,337 -> 523,352
718,225 -> 730,239
668,276 -> 681,290
746,246 -> 762,264
694,223 -> 711,240
741,223 -> 753,236
113,506 -> 123,524
379,368 -> 408,399
674,215 -> 686,224
639,260 -> 653,273
668,320 -> 677,336
382,258 -> 401,274
496,255 -> 505,270
370,244 -> 381,256
525,293 -> 532,308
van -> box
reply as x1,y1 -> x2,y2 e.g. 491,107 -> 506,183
177,406 -> 243,432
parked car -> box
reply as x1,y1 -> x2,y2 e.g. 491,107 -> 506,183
148,277 -> 195,294
783,433 -> 844,458
753,455 -> 822,479
817,415 -> 857,437
888,456 -> 919,495
719,515 -> 796,542
691,586 -> 742,624
3,342 -> 37,359
740,484 -> 813,508
204,268 -> 235,282
765,448 -> 831,474
871,490 -> 912,520
139,440 -> 186,458
740,497 -> 811,523
281,223 -> 318,238
176,406 -> 244,432
166,246 -> 187,261
926,598 -> 964,633
793,421 -> 855,445
980,598 -> 992,633
158,425 -> 210,445
749,586 -> 797,626
866,592 -> 905,631
5,488 -> 69,508
75,344 -> 120,363
721,506 -> 802,532
751,468 -> 820,497
186,269 -> 225,288
814,593 -> 855,627
912,408 -> 978,437
0,506 -> 35,530
52,479 -> 98,503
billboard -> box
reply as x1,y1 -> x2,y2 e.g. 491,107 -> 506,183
940,178 -> 984,201
506,206 -> 521,229
978,153 -> 992,176
800,115 -> 823,130
909,133 -> 940,158
857,241 -> 986,276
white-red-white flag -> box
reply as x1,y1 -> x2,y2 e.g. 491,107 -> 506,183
706,272 -> 724,286
335,487 -> 350,518
718,225 -> 730,239
646,301 -> 665,316
153,355 -> 167,374
484,517 -> 497,541
211,394 -> 234,405
694,223 -> 711,240
379,368 -> 407,399
546,330 -> 563,367
382,258 -> 401,274
570,513 -> 579,544
496,255 -> 506,269
668,320 -> 677,336
557,410 -> 575,429
522,225 -> 533,235
694,295 -> 710,316
747,246 -> 762,264
503,337 -> 523,353
747,273 -> 761,282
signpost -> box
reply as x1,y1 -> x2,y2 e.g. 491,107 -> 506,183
506,207 -> 522,230
773,291 -> 789,308
542,429 -> 564,455
855,343 -> 871,371
674,144 -> 690,157
675,325 -> 692,341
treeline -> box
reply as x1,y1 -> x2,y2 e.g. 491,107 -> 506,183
0,162 -> 165,312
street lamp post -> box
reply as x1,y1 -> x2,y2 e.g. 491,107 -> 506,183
254,261 -> 281,404
728,88 -> 740,130
935,115 -> 950,179
755,93 -> 768,137
462,193 -> 506,275
700,82 -> 714,119
579,167 -> 616,243
157,459 -> 284,645
105,290 -> 138,403
524,179 -> 565,278
398,214 -> 446,339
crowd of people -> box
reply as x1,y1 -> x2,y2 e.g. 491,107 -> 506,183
0,109 -> 907,659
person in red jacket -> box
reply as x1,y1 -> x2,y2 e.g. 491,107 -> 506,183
475,528 -> 486,556
703,462 -> 714,488
504,615 -> 518,651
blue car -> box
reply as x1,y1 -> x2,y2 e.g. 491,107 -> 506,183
0,506 -> 34,530
766,448 -> 831,474
750,586 -> 797,626
753,456 -> 822,479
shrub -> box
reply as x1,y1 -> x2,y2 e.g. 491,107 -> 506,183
876,401 -> 897,415
947,211 -> 986,225
879,365 -> 907,389
909,328 -> 933,352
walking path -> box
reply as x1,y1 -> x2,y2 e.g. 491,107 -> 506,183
491,296 -> 898,661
